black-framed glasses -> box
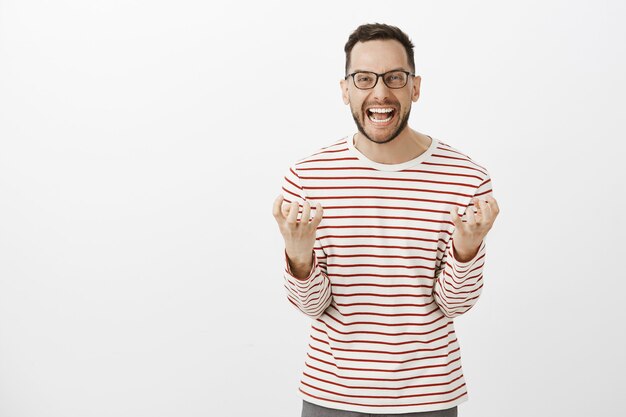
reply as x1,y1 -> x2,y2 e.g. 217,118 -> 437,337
345,70 -> 414,90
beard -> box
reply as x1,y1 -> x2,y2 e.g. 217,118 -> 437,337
351,103 -> 411,145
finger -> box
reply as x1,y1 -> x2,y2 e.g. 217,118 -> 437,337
481,197 -> 493,216
310,202 -> 324,229
273,194 -> 285,220
281,202 -> 290,218
468,197 -> 480,220
475,198 -> 489,222
301,200 -> 311,224
286,201 -> 300,225
486,196 -> 500,215
465,202 -> 476,224
449,205 -> 462,228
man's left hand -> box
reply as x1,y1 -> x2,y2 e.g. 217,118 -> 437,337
449,196 -> 500,262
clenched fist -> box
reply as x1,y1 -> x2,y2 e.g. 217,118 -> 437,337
449,195 -> 500,262
272,195 -> 324,279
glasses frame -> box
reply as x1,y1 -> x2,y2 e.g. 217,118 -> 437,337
345,70 -> 415,90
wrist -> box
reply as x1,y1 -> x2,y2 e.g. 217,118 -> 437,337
285,249 -> 313,266
452,240 -> 480,263
285,249 -> 314,279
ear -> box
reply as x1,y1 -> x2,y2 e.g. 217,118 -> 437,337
411,75 -> 421,102
340,78 -> 350,105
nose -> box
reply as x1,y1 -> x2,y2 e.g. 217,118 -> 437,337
371,75 -> 391,101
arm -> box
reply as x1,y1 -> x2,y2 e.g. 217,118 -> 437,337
433,172 -> 494,318
280,165 -> 333,319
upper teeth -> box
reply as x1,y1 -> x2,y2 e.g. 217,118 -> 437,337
369,108 -> 393,113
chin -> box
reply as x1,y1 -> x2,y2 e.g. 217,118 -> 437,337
365,126 -> 402,144
368,133 -> 393,143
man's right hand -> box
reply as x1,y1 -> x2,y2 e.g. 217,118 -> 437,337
272,194 -> 324,279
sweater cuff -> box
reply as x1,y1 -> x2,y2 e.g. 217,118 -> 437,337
284,249 -> 317,282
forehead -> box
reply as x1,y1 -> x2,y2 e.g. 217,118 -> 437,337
349,39 -> 410,73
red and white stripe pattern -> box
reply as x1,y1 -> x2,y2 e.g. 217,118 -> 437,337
281,134 -> 493,414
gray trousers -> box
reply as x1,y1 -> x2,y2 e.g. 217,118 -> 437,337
301,400 -> 458,417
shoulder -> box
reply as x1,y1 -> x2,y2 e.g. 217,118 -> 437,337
433,138 -> 492,196
291,135 -> 351,168
434,138 -> 490,176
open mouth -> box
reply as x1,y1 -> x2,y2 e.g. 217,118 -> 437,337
366,107 -> 396,124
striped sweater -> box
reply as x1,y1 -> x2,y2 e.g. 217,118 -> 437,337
280,133 -> 493,414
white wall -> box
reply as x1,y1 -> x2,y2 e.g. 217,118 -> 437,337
1,1 -> 624,416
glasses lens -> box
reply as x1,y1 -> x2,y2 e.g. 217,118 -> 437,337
353,72 -> 376,89
384,71 -> 408,88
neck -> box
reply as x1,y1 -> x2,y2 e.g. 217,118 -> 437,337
354,127 -> 432,165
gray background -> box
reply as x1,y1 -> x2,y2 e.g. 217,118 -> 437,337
1,0 -> 625,416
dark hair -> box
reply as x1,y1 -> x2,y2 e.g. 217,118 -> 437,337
344,23 -> 415,76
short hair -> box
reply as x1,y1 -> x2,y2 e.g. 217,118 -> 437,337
344,23 -> 415,76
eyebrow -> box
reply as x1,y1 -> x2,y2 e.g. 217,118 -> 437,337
351,67 -> 408,73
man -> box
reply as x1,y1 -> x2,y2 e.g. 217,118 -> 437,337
272,23 -> 500,417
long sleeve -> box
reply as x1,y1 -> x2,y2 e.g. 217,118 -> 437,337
433,172 -> 494,318
280,165 -> 333,319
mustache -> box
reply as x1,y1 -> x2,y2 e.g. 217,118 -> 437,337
362,101 -> 400,110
